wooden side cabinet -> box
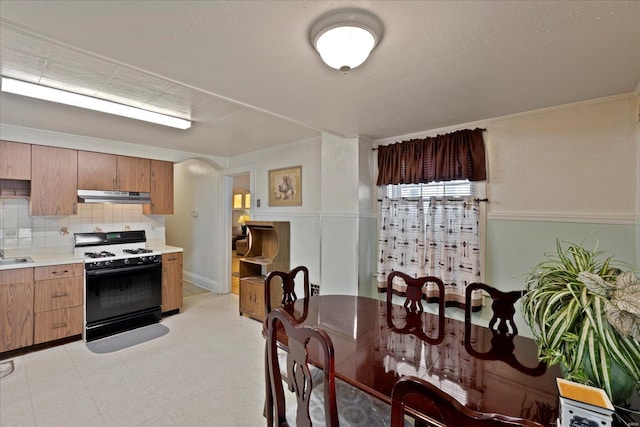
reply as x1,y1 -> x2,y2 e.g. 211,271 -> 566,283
143,160 -> 174,215
162,252 -> 183,313
0,268 -> 34,353
239,221 -> 290,321
33,263 -> 83,344
31,145 -> 78,216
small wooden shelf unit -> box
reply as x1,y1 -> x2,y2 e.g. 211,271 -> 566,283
239,221 -> 290,321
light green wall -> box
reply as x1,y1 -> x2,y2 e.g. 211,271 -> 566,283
486,219 -> 638,291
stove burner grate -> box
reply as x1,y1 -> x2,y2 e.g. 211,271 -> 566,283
85,251 -> 116,259
123,248 -> 154,255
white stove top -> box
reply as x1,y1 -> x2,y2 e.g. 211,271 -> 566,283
74,243 -> 161,263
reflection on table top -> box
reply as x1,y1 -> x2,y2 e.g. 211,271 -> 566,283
281,295 -> 562,427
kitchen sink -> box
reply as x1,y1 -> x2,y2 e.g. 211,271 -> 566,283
0,257 -> 34,266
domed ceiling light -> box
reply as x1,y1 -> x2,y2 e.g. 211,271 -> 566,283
310,9 -> 384,72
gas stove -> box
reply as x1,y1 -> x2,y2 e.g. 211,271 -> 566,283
74,230 -> 163,342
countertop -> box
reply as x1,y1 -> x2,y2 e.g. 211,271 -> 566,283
0,245 -> 183,271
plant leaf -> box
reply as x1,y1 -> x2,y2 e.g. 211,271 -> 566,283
615,271 -> 639,291
605,300 -> 640,340
577,271 -> 611,296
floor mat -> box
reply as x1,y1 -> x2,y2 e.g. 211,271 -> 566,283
86,323 -> 169,354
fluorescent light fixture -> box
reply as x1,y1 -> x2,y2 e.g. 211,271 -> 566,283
1,77 -> 191,130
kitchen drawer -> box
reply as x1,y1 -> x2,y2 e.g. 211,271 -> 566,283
34,263 -> 83,281
34,306 -> 83,344
34,276 -> 83,313
0,267 -> 34,285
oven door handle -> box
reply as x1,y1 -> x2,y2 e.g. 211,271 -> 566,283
86,263 -> 160,277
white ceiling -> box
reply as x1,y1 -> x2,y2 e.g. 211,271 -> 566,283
1,1 -> 639,158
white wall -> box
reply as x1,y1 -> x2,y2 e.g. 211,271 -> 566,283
487,95 -> 638,222
165,159 -> 221,291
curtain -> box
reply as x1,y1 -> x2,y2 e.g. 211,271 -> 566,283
377,196 -> 482,309
377,128 -> 486,185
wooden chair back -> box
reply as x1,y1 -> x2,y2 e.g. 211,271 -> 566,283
265,266 -> 310,313
390,376 -> 543,427
465,282 -> 524,335
386,271 -> 445,315
264,308 -> 338,427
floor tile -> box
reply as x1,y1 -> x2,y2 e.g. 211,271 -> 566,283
0,293 -> 267,427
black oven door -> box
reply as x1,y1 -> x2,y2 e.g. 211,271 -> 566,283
86,263 -> 162,324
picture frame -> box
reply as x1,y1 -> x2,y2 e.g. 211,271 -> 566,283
268,166 -> 302,206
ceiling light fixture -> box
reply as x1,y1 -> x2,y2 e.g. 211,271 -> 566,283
310,8 -> 383,72
0,77 -> 191,130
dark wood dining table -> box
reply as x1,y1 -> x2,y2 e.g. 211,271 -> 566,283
280,294 -> 562,427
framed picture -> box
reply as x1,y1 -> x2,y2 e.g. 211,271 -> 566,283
269,166 -> 302,206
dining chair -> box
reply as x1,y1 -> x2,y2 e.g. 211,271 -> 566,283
464,282 -> 525,335
265,308 -> 393,427
390,375 -> 543,427
265,265 -> 310,313
386,271 -> 445,315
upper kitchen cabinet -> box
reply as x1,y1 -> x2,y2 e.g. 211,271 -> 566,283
31,145 -> 78,216
77,151 -> 117,190
117,156 -> 150,192
77,152 -> 150,192
143,160 -> 174,215
0,141 -> 31,180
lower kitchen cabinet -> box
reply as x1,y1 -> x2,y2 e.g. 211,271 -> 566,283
34,306 -> 83,344
162,252 -> 183,313
33,263 -> 84,345
0,268 -> 34,352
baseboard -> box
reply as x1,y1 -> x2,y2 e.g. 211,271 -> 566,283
183,271 -> 221,293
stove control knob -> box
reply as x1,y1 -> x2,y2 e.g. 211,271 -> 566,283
124,258 -> 130,265
104,260 -> 111,266
96,262 -> 103,268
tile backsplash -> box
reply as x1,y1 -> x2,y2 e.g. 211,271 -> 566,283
0,198 -> 165,250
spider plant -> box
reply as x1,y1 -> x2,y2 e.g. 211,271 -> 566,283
521,240 -> 640,404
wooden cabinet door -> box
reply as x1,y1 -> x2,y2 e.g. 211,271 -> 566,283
239,280 -> 256,317
34,277 -> 83,313
0,269 -> 34,352
143,160 -> 174,215
162,252 -> 183,312
77,151 -> 117,190
0,140 -> 31,180
31,145 -> 78,216
33,306 -> 82,344
116,156 -> 150,192
240,277 -> 266,320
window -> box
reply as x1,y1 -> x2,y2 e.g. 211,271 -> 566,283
385,179 -> 476,199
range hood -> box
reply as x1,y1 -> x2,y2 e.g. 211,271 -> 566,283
78,190 -> 151,204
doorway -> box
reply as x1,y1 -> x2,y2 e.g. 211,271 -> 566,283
231,173 -> 250,294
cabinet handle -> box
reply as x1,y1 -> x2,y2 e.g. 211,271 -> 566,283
52,270 -> 69,275
51,322 -> 67,329
167,257 -> 177,262
113,178 -> 117,190
52,292 -> 68,298
72,203 -> 77,215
